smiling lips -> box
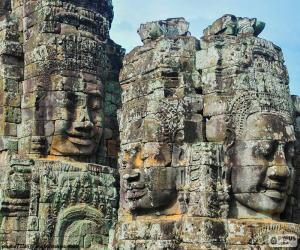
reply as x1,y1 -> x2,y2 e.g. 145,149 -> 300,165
262,181 -> 288,200
264,189 -> 286,200
67,132 -> 94,146
125,189 -> 146,200
125,182 -> 146,200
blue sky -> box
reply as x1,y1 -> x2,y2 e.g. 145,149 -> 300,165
110,0 -> 299,96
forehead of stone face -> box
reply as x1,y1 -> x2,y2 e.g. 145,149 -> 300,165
122,142 -> 172,169
60,0 -> 113,21
241,113 -> 295,141
61,74 -> 103,94
123,98 -> 182,144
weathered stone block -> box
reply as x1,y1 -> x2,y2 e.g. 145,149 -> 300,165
206,115 -> 227,142
0,41 -> 23,57
142,118 -> 160,142
115,220 -> 179,241
295,116 -> 300,133
188,191 -> 219,217
292,95 -> 300,115
0,106 -> 21,123
0,77 -> 19,92
184,117 -> 204,143
1,64 -> 23,80
196,46 -> 220,70
138,18 -> 189,43
0,122 -> 17,136
0,136 -> 18,151
181,218 -> 226,244
0,92 -> 21,107
203,94 -> 229,116
189,94 -> 204,114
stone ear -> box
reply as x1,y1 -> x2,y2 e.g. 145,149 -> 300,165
224,128 -> 235,150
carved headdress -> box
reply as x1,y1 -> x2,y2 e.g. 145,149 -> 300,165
226,91 -> 294,141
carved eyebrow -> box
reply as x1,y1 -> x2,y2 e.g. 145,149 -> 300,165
87,90 -> 102,96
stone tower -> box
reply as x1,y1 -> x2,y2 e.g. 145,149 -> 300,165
0,0 -> 123,249
114,16 -> 300,249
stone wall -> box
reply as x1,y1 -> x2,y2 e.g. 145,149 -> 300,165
0,3 -> 299,249
292,95 -> 300,223
0,0 -> 23,153
114,15 -> 300,249
0,0 -> 123,249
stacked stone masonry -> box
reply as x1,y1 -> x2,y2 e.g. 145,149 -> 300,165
0,0 -> 123,249
114,15 -> 300,250
0,2 -> 299,249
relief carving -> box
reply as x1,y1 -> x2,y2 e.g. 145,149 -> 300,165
0,2 -> 299,249
114,14 -> 300,250
224,92 -> 296,219
0,0 -> 122,249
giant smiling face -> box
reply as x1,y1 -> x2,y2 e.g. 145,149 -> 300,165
228,113 -> 295,218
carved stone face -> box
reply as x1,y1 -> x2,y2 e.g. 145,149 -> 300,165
121,143 -> 177,212
229,113 -> 295,218
50,84 -> 103,157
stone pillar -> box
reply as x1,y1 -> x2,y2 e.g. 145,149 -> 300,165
20,0 -> 122,163
0,3 -> 25,248
114,15 -> 300,249
0,1 -> 23,153
292,95 -> 300,223
0,0 -> 123,249
114,18 -> 205,249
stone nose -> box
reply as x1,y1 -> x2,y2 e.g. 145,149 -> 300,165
123,172 -> 140,182
79,108 -> 91,122
273,144 -> 287,165
267,165 -> 290,181
74,120 -> 93,130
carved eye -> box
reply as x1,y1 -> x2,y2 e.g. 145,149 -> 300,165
66,92 -> 76,108
90,112 -> 103,126
285,142 -> 295,159
254,141 -> 276,158
89,100 -> 101,110
87,95 -> 102,110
